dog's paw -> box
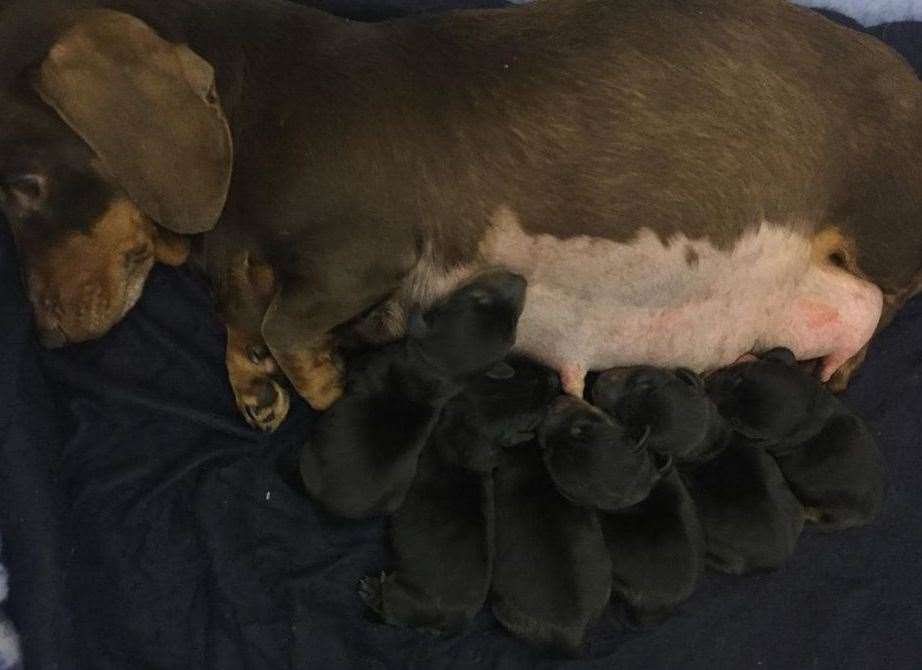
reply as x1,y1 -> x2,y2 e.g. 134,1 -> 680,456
235,377 -> 290,432
300,359 -> 344,411
226,328 -> 291,432
280,338 -> 345,411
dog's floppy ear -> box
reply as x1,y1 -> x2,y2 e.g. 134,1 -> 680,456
33,10 -> 232,234
760,347 -> 796,366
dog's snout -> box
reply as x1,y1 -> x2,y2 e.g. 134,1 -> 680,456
253,377 -> 279,408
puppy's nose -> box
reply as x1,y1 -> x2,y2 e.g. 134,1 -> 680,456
549,394 -> 585,414
495,272 -> 527,308
591,369 -> 629,412
545,368 -> 562,393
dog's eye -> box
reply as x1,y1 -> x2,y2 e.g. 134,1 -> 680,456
123,244 -> 152,268
248,344 -> 269,364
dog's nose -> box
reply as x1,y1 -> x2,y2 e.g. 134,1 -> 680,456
252,378 -> 279,408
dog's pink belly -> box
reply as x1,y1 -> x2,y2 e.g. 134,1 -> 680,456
479,219 -> 883,396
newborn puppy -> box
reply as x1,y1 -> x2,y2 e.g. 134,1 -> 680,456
491,445 -> 612,655
299,270 -> 526,519
434,356 -> 562,471
540,396 -> 667,512
706,347 -> 885,531
361,446 -> 495,634
362,357 -> 560,633
598,466 -> 705,626
683,441 -> 804,574
592,366 -> 724,462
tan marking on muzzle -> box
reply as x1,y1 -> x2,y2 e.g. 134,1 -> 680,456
28,198 -> 159,343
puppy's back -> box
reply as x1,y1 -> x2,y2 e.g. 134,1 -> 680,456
775,410 -> 885,531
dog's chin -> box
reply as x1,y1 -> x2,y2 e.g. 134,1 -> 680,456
118,266 -> 150,320
34,268 -> 151,348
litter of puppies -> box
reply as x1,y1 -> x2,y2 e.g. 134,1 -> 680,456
300,277 -> 886,655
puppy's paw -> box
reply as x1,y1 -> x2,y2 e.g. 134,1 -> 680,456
235,377 -> 290,432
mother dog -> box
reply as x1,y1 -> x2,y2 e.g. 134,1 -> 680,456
2,0 -> 920,430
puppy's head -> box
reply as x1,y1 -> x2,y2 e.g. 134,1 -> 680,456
705,348 -> 817,441
408,270 -> 526,378
1,9 -> 232,346
591,365 -> 719,460
433,357 -> 560,472
539,396 -> 668,512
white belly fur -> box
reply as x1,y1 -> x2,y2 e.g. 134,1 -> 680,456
391,208 -> 883,396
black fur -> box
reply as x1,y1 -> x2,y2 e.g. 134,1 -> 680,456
299,270 -> 525,519
364,356 -> 559,633
706,347 -> 886,531
433,355 -> 561,472
600,467 -> 705,627
362,446 -> 495,633
491,445 -> 611,656
683,442 -> 804,574
539,396 -> 666,512
592,365 -> 725,463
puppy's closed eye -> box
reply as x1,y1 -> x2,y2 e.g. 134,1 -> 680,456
569,420 -> 598,440
468,289 -> 493,307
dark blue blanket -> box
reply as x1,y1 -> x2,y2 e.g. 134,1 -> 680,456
2,4 -> 922,669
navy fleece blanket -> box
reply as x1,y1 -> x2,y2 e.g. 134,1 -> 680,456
2,3 -> 922,669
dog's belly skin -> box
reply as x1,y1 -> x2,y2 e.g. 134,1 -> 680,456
391,215 -> 882,397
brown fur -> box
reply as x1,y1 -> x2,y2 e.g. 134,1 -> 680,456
4,0 -> 922,421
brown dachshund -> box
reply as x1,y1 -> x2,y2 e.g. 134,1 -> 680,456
3,0 -> 922,431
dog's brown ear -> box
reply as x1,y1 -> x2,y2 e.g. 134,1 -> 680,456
33,10 -> 232,234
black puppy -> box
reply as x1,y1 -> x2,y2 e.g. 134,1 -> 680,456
683,441 -> 804,574
540,396 -> 666,512
707,348 -> 885,531
560,376 -> 707,625
432,355 -> 562,470
489,396 -> 663,652
299,270 -> 526,519
592,365 -> 724,463
361,357 -> 560,633
491,443 -> 612,655
596,466 -> 705,626
592,363 -> 797,580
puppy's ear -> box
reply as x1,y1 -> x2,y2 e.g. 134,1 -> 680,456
760,347 -> 796,366
34,10 -> 232,234
674,367 -> 703,389
406,310 -> 429,339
